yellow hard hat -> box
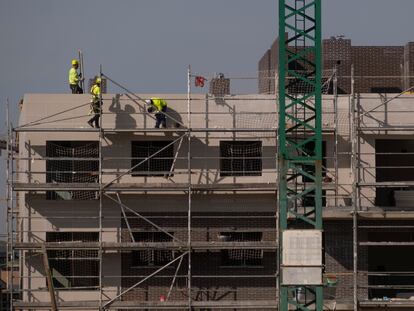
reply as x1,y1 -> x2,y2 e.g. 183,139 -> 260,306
71,59 -> 79,66
96,77 -> 101,84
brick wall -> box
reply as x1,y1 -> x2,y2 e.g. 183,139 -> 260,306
258,37 -> 280,94
259,36 -> 412,94
121,212 -> 277,304
119,216 -> 414,306
403,42 -> 414,90
352,46 -> 403,93
119,215 -> 368,306
258,49 -> 272,94
323,38 -> 352,94
324,221 -> 368,302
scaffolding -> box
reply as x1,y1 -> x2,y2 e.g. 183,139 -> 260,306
7,68 -> 282,310
6,67 -> 414,310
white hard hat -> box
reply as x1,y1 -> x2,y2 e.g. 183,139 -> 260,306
145,99 -> 152,105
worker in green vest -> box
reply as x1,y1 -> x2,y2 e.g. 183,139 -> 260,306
68,59 -> 83,94
87,77 -> 102,128
146,97 -> 168,128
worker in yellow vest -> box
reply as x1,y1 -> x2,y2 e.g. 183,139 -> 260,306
146,97 -> 168,128
68,59 -> 83,94
87,77 -> 102,128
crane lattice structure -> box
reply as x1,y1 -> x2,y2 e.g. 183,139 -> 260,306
278,0 -> 323,310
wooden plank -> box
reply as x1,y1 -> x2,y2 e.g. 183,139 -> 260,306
41,245 -> 58,311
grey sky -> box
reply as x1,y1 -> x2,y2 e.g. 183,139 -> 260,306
0,0 -> 414,235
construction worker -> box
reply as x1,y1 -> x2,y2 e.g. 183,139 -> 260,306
146,97 -> 168,128
87,77 -> 102,128
68,59 -> 83,94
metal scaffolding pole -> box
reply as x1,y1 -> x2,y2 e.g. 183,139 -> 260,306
6,98 -> 13,311
116,193 -> 135,242
99,65 -> 104,309
167,255 -> 184,301
187,65 -> 192,310
351,64 -> 359,311
333,66 -> 339,208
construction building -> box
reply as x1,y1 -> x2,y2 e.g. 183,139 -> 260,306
5,64 -> 414,310
5,3 -> 414,308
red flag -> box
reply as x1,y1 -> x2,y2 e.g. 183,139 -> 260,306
195,76 -> 206,87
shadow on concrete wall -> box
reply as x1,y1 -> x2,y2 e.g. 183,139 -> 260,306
109,94 -> 137,129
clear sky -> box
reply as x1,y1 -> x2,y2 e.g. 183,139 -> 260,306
0,0 -> 414,236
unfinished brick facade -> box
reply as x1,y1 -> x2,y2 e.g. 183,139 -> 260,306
259,37 -> 414,94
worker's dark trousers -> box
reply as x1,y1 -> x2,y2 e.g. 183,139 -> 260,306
88,102 -> 102,128
70,84 -> 83,94
155,108 -> 167,128
88,114 -> 100,128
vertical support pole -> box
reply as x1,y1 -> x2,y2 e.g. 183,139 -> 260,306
9,99 -> 16,311
315,0 -> 323,232
98,65 -> 104,310
351,64 -> 359,311
187,65 -> 192,309
78,50 -> 85,91
278,0 -> 287,305
6,98 -> 13,311
275,115 -> 280,303
333,67 -> 339,208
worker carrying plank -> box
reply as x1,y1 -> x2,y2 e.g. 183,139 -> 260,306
87,77 -> 102,128
68,59 -> 84,94
146,97 -> 168,128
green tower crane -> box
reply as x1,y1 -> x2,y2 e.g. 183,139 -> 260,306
278,0 -> 323,310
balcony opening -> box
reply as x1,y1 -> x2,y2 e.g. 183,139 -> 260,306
375,139 -> 414,208
131,141 -> 174,177
46,141 -> 99,200
220,232 -> 263,267
368,229 -> 414,299
131,232 -> 175,267
220,141 -> 262,177
46,232 -> 99,289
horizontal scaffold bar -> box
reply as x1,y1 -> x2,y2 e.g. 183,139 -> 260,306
13,127 -> 277,133
14,241 -> 278,250
357,181 -> 414,187
13,300 -> 280,309
359,242 -> 414,246
12,127 -> 335,133
359,126 -> 414,132
13,182 -> 278,191
12,182 -> 337,192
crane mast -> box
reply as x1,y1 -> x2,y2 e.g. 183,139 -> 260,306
278,0 -> 323,310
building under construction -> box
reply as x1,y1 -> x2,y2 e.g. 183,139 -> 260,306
6,9 -> 414,311
6,70 -> 414,310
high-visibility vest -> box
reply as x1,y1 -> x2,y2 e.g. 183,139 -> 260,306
91,84 -> 101,102
69,67 -> 79,85
151,97 -> 167,112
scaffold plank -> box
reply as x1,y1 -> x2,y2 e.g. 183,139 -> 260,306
14,241 -> 278,250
